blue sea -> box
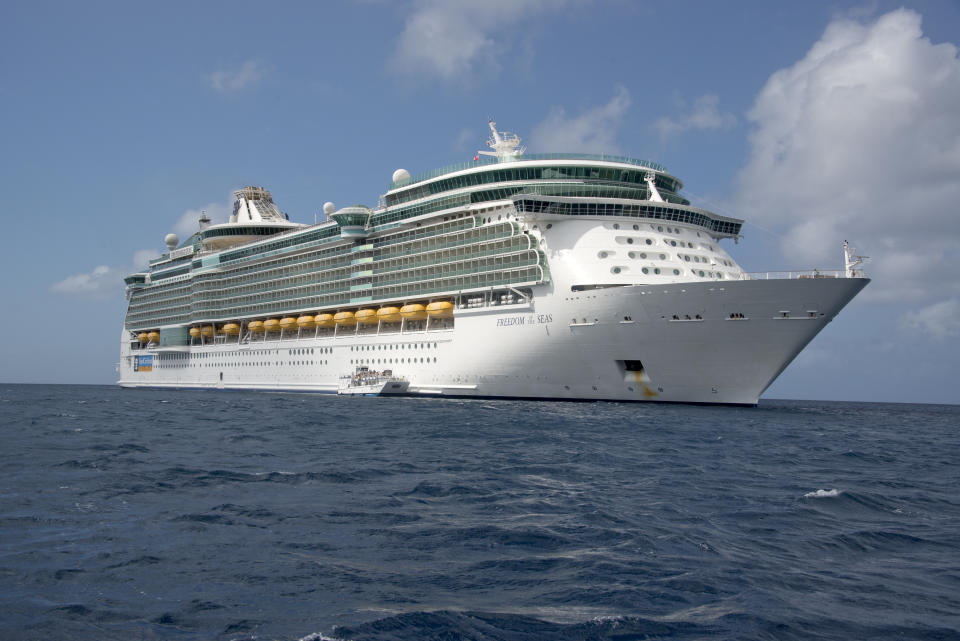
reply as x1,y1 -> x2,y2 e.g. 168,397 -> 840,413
1,384 -> 958,641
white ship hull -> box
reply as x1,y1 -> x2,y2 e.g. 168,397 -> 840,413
118,276 -> 867,405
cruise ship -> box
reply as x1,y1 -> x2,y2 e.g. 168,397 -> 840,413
118,121 -> 868,404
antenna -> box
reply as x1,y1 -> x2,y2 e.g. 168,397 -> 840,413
477,119 -> 525,162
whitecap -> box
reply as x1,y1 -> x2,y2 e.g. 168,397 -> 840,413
804,488 -> 841,498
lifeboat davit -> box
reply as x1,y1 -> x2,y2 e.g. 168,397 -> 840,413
297,315 -> 316,329
315,313 -> 335,328
279,317 -> 298,331
355,308 -> 378,325
377,306 -> 402,323
426,301 -> 454,318
200,326 -> 215,337
249,320 -> 265,333
137,332 -> 149,343
222,323 -> 241,335
333,311 -> 356,326
188,327 -> 201,338
400,303 -> 427,320
148,331 -> 161,343
263,319 -> 281,333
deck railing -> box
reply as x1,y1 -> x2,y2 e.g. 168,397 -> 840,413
738,269 -> 864,280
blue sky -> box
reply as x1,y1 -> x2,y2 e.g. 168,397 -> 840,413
2,0 -> 959,404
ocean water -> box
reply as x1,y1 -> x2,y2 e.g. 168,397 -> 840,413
1,385 -> 958,641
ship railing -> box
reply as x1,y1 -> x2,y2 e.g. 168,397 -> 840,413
738,269 -> 864,280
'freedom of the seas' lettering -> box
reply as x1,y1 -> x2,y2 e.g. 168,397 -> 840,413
496,314 -> 553,327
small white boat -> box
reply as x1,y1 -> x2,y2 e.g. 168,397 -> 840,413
338,367 -> 409,396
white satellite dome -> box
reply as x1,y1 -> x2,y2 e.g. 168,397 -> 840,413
322,202 -> 335,216
164,233 -> 179,251
392,168 -> 410,186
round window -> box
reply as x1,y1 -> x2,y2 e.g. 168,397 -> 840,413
612,267 -> 621,274
645,238 -> 653,245
673,268 -> 680,275
642,267 -> 649,274
626,238 -> 634,244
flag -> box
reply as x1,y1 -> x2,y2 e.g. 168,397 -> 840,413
474,155 -> 479,161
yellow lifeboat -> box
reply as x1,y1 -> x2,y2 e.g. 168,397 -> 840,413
314,313 -> 335,328
333,311 -> 356,326
355,308 -> 378,325
400,303 -> 427,321
137,332 -> 149,343
249,320 -> 265,333
377,306 -> 402,323
200,325 -> 215,337
297,315 -> 316,329
222,323 -> 241,335
426,301 -> 454,318
188,327 -> 201,338
148,331 -> 161,343
263,319 -> 281,333
279,317 -> 298,332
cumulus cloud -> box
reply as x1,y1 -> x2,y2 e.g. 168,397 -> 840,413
52,200 -> 231,300
209,60 -> 266,92
900,298 -> 960,339
529,86 -> 631,154
732,9 -> 960,305
389,0 -> 561,82
654,94 -> 737,137
50,265 -> 122,299
173,202 -> 230,238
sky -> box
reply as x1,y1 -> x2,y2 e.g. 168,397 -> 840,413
2,0 -> 959,404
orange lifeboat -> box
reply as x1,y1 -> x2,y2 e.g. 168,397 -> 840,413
314,313 -> 335,328
248,320 -> 265,333
263,319 -> 281,333
222,323 -> 241,335
333,311 -> 356,326
400,303 -> 427,321
188,327 -> 201,338
137,332 -> 149,343
279,317 -> 298,332
426,301 -> 454,318
200,326 -> 215,337
147,331 -> 161,343
355,308 -> 378,325
377,306 -> 402,323
297,315 -> 316,329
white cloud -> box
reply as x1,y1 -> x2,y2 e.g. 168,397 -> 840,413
50,265 -> 122,299
209,60 -> 266,92
52,199 -> 231,300
173,202 -> 230,238
389,0 -> 560,82
529,86 -> 631,154
732,9 -> 960,304
654,94 -> 737,137
900,298 -> 960,339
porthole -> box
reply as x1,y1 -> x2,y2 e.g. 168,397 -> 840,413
673,268 -> 681,275
613,223 -> 620,229
628,251 -> 636,259
640,252 -> 647,259
654,267 -> 662,275
670,240 -> 677,247
612,267 -> 622,274
645,238 -> 653,245
626,237 -> 634,244
657,225 -> 663,232
698,270 -> 705,277
684,255 -> 690,261
633,224 -> 639,231
598,251 -> 608,258
659,253 -> 667,260
546,223 -> 552,229
642,267 -> 649,274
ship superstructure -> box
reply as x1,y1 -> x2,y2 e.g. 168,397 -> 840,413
119,122 -> 868,404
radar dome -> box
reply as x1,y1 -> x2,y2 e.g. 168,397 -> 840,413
392,168 -> 411,186
164,233 -> 179,251
322,202 -> 335,216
